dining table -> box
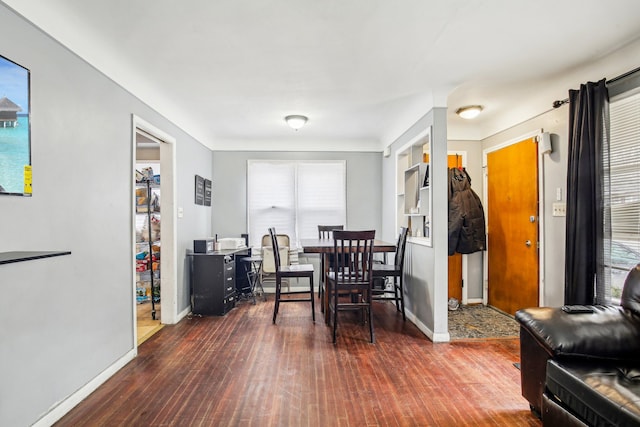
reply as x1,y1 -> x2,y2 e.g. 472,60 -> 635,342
300,238 -> 397,324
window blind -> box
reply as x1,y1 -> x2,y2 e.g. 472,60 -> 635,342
609,91 -> 640,243
247,160 -> 346,249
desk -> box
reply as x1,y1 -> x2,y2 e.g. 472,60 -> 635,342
189,247 -> 249,316
301,238 -> 396,323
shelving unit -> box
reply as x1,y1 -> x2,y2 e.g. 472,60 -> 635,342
135,174 -> 161,320
396,126 -> 431,245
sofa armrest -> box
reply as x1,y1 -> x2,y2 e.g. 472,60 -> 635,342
516,306 -> 640,361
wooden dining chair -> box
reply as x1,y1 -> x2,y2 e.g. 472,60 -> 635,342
326,229 -> 376,344
372,227 -> 408,321
318,225 -> 344,239
317,225 -> 344,302
269,227 -> 315,324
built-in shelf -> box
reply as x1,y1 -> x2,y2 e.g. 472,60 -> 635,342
0,251 -> 71,265
396,126 -> 432,244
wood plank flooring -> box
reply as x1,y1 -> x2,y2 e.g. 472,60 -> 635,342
137,301 -> 163,346
56,297 -> 540,426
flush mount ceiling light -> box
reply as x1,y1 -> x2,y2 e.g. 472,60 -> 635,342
285,115 -> 308,130
455,105 -> 483,120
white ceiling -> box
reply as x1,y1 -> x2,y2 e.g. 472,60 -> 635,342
5,0 -> 640,151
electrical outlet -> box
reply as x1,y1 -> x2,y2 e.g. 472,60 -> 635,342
552,202 -> 566,217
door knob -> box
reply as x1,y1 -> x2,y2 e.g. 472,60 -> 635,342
525,240 -> 532,247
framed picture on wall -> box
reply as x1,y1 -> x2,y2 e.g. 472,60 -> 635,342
195,175 -> 205,205
204,179 -> 212,206
0,54 -> 31,196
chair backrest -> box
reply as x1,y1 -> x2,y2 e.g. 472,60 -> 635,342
332,230 -> 376,284
261,233 -> 289,248
262,232 -> 289,273
318,225 -> 344,239
394,227 -> 409,268
268,228 -> 284,274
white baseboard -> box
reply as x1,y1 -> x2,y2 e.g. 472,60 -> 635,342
33,349 -> 137,427
177,305 -> 191,322
466,298 -> 484,305
405,308 -> 451,343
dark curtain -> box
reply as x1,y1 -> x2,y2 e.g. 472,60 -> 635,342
564,79 -> 610,305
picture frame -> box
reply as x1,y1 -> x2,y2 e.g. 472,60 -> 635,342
194,175 -> 204,205
0,54 -> 31,196
204,179 -> 212,206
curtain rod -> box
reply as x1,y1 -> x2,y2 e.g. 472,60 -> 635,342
552,66 -> 640,108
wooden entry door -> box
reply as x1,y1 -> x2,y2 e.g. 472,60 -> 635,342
448,154 -> 463,302
487,137 -> 539,315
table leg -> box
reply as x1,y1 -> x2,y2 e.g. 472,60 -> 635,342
323,253 -> 330,324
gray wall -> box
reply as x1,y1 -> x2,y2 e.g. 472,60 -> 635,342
381,108 -> 450,341
0,5 -> 212,426
211,151 -> 382,240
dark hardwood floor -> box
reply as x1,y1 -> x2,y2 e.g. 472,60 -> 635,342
56,297 -> 540,426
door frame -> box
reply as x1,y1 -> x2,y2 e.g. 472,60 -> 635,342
481,129 -> 546,307
131,115 -> 178,349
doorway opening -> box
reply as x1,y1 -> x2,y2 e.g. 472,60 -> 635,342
447,151 -> 467,307
132,115 -> 177,347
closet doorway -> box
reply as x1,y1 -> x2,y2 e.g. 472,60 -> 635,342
132,115 -> 177,347
135,145 -> 162,344
447,152 -> 465,303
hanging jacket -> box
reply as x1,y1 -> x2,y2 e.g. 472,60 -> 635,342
448,167 -> 486,255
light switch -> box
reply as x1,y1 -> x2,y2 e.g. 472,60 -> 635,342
177,207 -> 184,218
552,202 -> 566,217
556,187 -> 562,201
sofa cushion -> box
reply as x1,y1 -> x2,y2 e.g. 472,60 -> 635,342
516,306 -> 640,361
546,359 -> 640,427
621,265 -> 640,316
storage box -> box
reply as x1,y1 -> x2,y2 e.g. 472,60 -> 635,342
194,238 -> 215,253
217,238 -> 246,250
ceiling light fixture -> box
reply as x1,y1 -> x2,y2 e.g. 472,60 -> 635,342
285,115 -> 308,130
455,105 -> 483,120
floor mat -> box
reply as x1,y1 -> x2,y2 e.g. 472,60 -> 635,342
448,304 -> 520,340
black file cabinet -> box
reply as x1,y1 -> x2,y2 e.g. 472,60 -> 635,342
191,253 -> 237,315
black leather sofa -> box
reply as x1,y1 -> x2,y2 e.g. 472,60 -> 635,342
515,264 -> 640,426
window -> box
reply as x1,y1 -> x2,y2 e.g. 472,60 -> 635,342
247,160 -> 346,249
608,89 -> 640,298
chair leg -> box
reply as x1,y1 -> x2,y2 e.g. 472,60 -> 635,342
332,287 -> 338,344
273,276 -> 281,324
368,290 -> 375,343
310,276 -> 315,322
319,257 -> 324,299
394,277 -> 401,312
398,276 -> 406,321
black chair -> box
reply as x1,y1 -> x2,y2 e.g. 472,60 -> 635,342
326,230 -> 376,343
317,225 -> 344,302
269,227 -> 315,324
372,227 -> 408,321
318,225 -> 344,239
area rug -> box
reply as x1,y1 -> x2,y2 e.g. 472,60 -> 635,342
448,304 -> 520,340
